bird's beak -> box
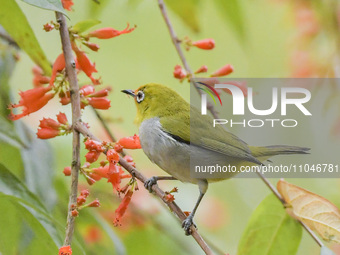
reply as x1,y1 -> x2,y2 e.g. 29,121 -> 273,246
121,89 -> 136,97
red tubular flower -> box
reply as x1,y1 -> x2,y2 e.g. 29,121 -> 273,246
84,139 -> 103,152
210,64 -> 234,77
63,166 -> 71,176
37,128 -> 60,139
88,24 -> 135,39
114,143 -> 123,153
173,65 -> 187,80
80,85 -> 95,96
71,210 -> 79,217
57,112 -> 68,125
39,118 -> 61,129
73,48 -> 97,83
194,65 -> 208,74
59,245 -> 72,255
192,38 -> 215,50
33,75 -> 50,87
92,165 -> 110,179
77,195 -> 87,206
114,189 -> 133,226
60,96 -> 71,105
83,41 -> 100,52
61,0 -> 74,11
80,189 -> 90,198
50,53 -> 66,86
89,87 -> 111,98
87,97 -> 111,110
9,87 -> 54,120
117,134 -> 141,149
107,149 -> 120,164
85,151 -> 101,163
108,164 -> 121,191
88,199 -> 100,207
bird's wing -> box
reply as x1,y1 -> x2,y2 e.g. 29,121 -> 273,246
160,106 -> 261,164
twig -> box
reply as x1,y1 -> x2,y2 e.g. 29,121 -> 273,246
157,0 -> 219,119
157,0 -> 325,249
74,122 -> 213,255
56,12 -> 82,246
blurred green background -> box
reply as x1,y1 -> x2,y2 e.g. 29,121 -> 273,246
1,0 -> 340,254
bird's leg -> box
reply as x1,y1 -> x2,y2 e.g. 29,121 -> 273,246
182,180 -> 208,236
144,176 -> 177,193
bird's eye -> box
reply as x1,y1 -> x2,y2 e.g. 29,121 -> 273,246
136,90 -> 145,103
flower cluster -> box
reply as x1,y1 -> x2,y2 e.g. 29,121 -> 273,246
71,189 -> 101,217
62,135 -> 141,225
37,112 -> 71,139
172,37 -> 234,83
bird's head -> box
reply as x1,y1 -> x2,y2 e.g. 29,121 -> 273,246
122,83 -> 189,125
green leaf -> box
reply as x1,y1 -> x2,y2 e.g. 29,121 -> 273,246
237,194 -> 302,255
0,116 -> 26,148
0,0 -> 52,75
16,122 -> 57,210
70,19 -> 101,34
0,164 -> 62,248
213,0 -> 245,40
164,0 -> 201,32
20,0 -> 66,15
320,246 -> 336,255
0,41 -> 17,118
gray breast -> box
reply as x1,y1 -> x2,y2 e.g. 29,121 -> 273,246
138,118 -> 238,183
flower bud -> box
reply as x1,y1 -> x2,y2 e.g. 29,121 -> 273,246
210,64 -> 234,77
192,38 -> 215,50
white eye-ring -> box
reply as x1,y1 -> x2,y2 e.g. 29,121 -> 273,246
136,90 -> 145,103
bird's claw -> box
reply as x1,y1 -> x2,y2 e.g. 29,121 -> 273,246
182,215 -> 196,236
144,176 -> 158,193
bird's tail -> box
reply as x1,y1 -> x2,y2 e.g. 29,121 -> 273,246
249,145 -> 310,161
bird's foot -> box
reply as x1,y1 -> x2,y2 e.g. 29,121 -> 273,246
144,176 -> 158,193
182,214 -> 196,236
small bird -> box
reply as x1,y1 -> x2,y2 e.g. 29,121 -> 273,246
122,83 -> 309,235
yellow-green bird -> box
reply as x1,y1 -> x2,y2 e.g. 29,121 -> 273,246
122,83 -> 309,235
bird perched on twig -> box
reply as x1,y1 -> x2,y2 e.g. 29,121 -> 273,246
122,83 -> 309,235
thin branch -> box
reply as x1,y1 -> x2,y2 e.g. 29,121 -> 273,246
74,122 -> 214,255
92,109 -> 225,255
157,0 -> 325,249
56,12 -> 82,246
157,0 -> 219,119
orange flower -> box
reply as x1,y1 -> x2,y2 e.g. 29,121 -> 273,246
87,97 -> 111,109
61,0 -> 74,11
173,65 -> 187,80
107,149 -> 120,164
210,64 -> 234,77
83,41 -> 100,52
194,65 -> 208,74
9,87 -> 54,120
50,53 -> 66,86
192,38 -> 215,50
114,189 -> 133,226
88,24 -> 135,39
36,128 -> 60,139
63,166 -> 71,176
117,135 -> 141,149
74,49 -> 98,83
56,112 -> 68,125
59,245 -> 72,255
